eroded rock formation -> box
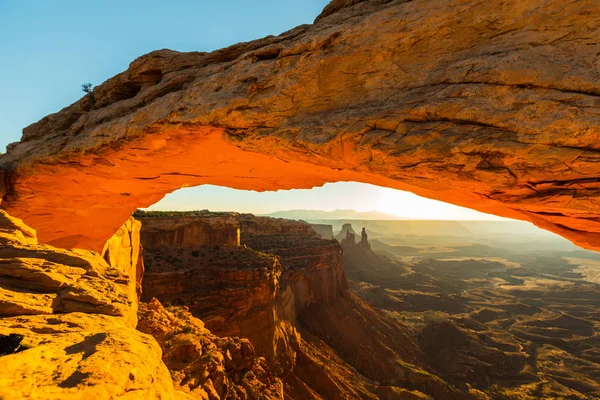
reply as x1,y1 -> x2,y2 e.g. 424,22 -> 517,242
137,211 -> 240,250
139,213 -> 346,376
335,223 -> 357,243
137,298 -> 283,399
0,211 -> 187,399
1,0 -> 599,251
136,212 -> 491,399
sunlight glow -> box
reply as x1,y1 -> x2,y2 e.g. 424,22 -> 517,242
148,182 -> 510,221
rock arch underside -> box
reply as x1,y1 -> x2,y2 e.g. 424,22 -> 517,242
1,0 -> 600,252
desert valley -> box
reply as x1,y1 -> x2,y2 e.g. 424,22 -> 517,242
1,208 -> 599,399
135,210 -> 600,399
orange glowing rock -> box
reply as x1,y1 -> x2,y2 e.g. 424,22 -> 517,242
1,0 -> 599,253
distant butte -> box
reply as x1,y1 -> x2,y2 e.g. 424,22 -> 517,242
1,0 -> 600,251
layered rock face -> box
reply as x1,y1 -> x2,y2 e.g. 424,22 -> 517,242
140,213 -> 346,377
0,211 -> 138,325
237,214 -> 346,310
1,0 -> 600,251
141,243 -> 285,368
237,215 -> 317,239
137,212 -> 240,249
0,211 -> 187,399
138,212 -> 363,399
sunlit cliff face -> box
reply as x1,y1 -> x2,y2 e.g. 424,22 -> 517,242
1,0 -> 600,252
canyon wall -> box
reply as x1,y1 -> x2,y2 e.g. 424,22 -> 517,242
0,208 -> 285,399
141,245 -> 284,366
1,0 -> 599,251
0,210 -> 188,399
238,215 -> 317,239
138,213 -> 346,377
137,213 -> 240,249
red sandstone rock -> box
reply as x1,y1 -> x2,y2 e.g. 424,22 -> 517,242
0,210 -> 190,399
137,212 -> 240,249
137,298 -> 283,399
137,213 -> 346,380
1,0 -> 599,251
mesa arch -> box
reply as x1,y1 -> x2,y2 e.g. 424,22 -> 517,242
1,0 -> 599,252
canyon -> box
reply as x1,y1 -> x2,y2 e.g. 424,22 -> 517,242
0,204 -> 457,399
2,202 -> 598,398
1,0 -> 599,399
136,211 -> 477,399
128,212 -> 600,399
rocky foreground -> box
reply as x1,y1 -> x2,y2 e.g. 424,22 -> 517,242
0,210 -> 287,399
0,210 -> 181,399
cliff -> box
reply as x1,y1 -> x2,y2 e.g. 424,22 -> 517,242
139,213 -> 346,375
135,212 -> 477,399
137,298 -> 283,399
241,233 -> 346,314
1,0 -> 600,252
136,211 -> 240,249
237,215 -> 318,239
141,244 -> 285,368
0,210 -> 187,399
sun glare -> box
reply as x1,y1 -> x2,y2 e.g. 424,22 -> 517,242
149,182 -> 510,221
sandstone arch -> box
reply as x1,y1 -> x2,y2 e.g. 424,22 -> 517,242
1,0 -> 600,252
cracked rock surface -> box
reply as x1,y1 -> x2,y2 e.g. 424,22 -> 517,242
0,211 -> 137,324
1,0 -> 599,250
0,210 -> 192,399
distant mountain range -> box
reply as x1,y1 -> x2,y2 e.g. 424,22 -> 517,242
261,209 -> 408,221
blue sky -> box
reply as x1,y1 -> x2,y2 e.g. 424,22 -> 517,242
0,0 -> 328,150
0,0 -> 505,220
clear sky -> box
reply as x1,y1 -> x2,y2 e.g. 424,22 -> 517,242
0,0 -> 506,220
